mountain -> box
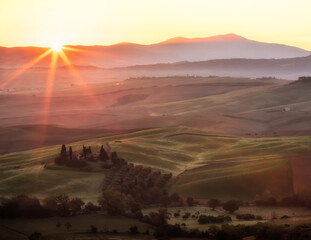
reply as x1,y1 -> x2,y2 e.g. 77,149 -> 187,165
0,34 -> 310,68
1,55 -> 310,90
114,55 -> 311,80
161,33 -> 247,43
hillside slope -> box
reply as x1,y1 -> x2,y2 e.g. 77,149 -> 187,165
1,76 -> 311,154
1,127 -> 310,201
115,55 -> 311,79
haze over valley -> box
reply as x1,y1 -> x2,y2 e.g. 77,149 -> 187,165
1,1 -> 311,237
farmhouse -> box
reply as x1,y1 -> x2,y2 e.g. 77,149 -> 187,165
283,107 -> 291,112
54,143 -> 110,167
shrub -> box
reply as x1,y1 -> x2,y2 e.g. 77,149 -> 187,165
29,232 -> 45,240
198,215 -> 232,224
0,195 -> 52,218
83,202 -> 100,214
90,225 -> 98,233
186,197 -> 194,206
129,225 -> 139,234
174,212 -> 180,218
236,213 -> 256,220
66,159 -> 88,168
208,199 -> 220,210
222,200 -> 239,214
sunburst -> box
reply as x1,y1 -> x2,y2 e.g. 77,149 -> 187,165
1,43 -> 98,129
50,43 -> 63,52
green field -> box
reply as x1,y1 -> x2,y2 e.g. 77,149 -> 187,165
0,126 -> 311,201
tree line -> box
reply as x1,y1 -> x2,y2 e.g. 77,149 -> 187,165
0,194 -> 99,218
254,190 -> 311,208
54,143 -> 110,168
153,222 -> 311,240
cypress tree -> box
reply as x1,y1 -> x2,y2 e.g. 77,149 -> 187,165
83,145 -> 86,157
61,144 -> 67,162
69,146 -> 73,160
99,145 -> 109,161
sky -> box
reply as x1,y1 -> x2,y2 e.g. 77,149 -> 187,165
0,0 -> 311,50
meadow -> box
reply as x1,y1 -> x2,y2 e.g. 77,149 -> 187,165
143,206 -> 311,231
1,126 -> 310,202
0,214 -> 153,240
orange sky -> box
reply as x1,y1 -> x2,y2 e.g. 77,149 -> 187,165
0,0 -> 311,50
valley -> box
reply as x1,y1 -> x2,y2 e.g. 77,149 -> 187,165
0,32 -> 311,240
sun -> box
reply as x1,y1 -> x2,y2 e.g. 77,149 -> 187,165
51,43 -> 63,52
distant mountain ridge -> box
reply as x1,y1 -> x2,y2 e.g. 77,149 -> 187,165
5,54 -> 310,80
112,55 -> 311,79
0,33 -> 310,68
160,33 -> 248,43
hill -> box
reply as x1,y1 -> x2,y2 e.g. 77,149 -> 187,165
1,126 -> 311,201
1,76 -> 311,154
0,125 -> 139,154
114,55 -> 311,79
1,54 -> 310,93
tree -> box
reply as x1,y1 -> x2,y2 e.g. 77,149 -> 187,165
222,200 -> 239,214
90,225 -> 98,233
0,195 -> 51,218
129,225 -> 139,234
160,195 -> 171,207
55,194 -> 70,217
208,199 -> 220,211
186,197 -> 194,206
98,190 -> 133,215
54,156 -> 62,165
111,152 -> 118,161
83,145 -> 86,157
43,196 -> 57,212
69,198 -> 84,214
148,212 -> 164,226
64,222 -> 72,231
158,207 -> 170,223
69,146 -> 73,160
29,232 -> 45,240
43,195 -> 72,216
130,202 -> 141,214
61,144 -> 67,161
84,202 -> 100,213
147,208 -> 170,226
170,192 -> 181,202
0,200 -> 20,218
99,145 -> 109,161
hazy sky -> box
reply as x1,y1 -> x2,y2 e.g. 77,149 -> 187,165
1,0 -> 310,50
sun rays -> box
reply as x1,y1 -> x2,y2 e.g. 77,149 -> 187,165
1,44 -> 92,91
1,44 -> 98,139
0,49 -> 51,89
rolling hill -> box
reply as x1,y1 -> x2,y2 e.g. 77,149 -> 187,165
1,54 -> 310,92
1,76 -> 311,154
0,126 -> 310,201
114,55 -> 311,79
1,75 -> 310,201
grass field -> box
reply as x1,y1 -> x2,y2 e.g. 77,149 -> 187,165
0,145 -> 107,202
0,214 -> 153,240
0,124 -> 136,154
1,77 -> 311,152
0,126 -> 311,201
143,206 -> 311,231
